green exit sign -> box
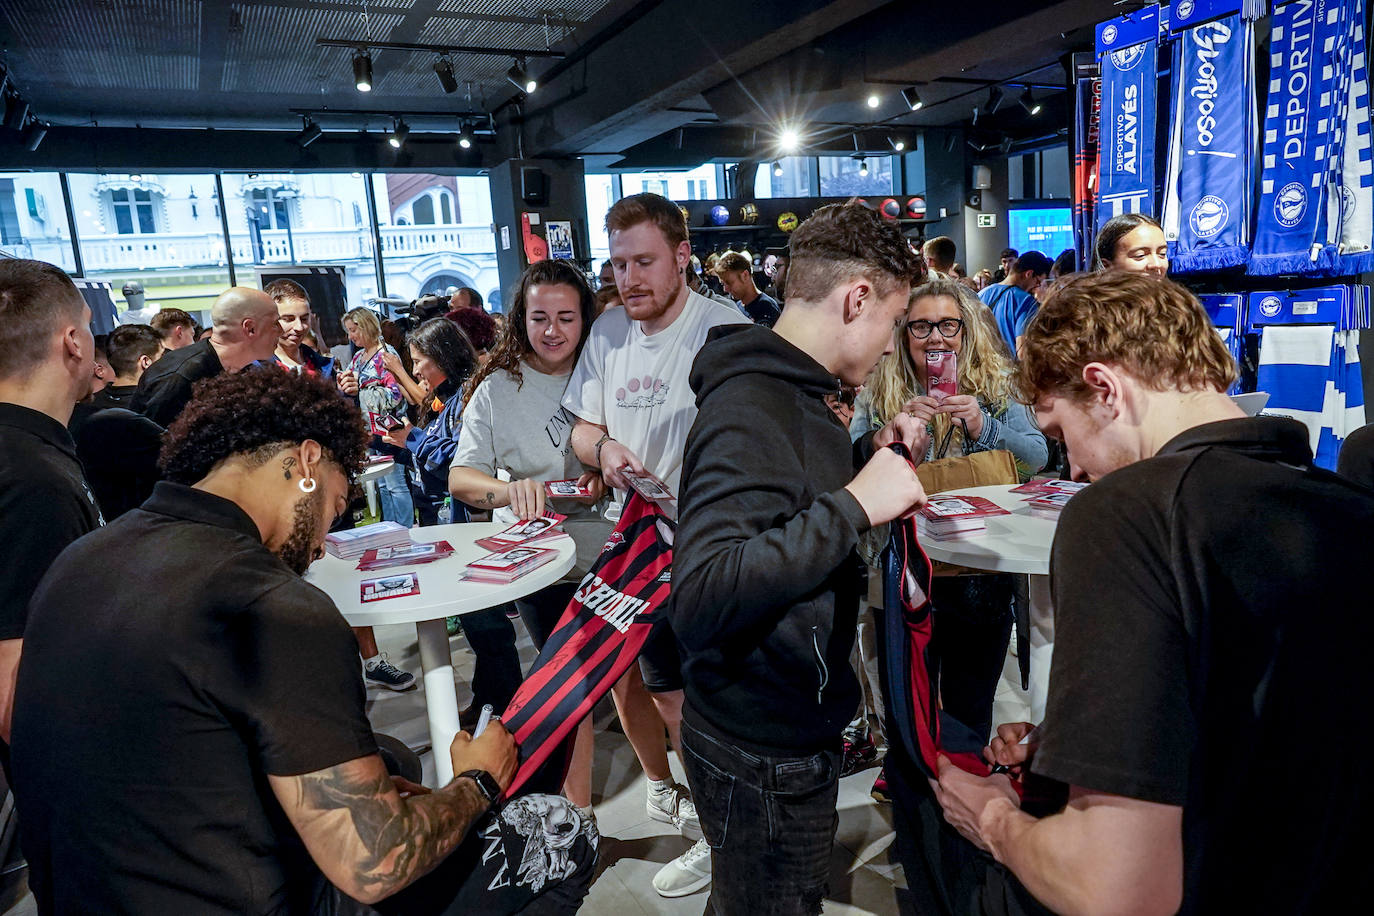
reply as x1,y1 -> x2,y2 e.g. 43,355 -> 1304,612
977,213 -> 996,228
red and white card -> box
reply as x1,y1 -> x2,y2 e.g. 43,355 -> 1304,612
918,495 -> 1010,521
545,478 -> 595,499
474,513 -> 567,552
1010,479 -> 1089,496
461,546 -> 560,584
356,541 -> 454,571
360,572 -> 421,602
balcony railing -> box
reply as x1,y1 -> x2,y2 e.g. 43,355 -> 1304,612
75,223 -> 496,272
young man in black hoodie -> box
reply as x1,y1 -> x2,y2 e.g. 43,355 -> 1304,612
671,202 -> 930,914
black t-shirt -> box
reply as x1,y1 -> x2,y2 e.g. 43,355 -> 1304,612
0,403 -> 104,640
1033,417 -> 1374,915
131,339 -> 223,427
74,407 -> 165,520
740,291 -> 782,328
12,482 -> 377,914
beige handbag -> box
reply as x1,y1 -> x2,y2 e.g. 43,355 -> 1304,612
916,423 -> 1018,575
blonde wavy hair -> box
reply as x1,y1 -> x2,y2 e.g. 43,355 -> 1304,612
342,307 -> 381,348
866,279 -> 1019,451
1019,272 -> 1237,404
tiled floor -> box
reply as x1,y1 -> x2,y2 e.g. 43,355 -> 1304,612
3,613 -> 1037,915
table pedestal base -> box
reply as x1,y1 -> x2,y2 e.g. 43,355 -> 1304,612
415,618 -> 460,787
1027,575 -> 1055,724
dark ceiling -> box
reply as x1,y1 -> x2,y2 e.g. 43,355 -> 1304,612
0,0 -> 1109,169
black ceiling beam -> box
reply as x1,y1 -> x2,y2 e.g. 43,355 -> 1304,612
316,38 -> 566,59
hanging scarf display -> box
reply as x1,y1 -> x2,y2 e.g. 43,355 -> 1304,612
1251,0 -> 1351,275
502,494 -> 673,796
1073,67 -> 1102,270
1336,0 -> 1373,273
1162,7 -> 1257,272
1096,7 -> 1161,228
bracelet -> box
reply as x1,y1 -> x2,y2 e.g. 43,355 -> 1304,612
594,433 -> 613,466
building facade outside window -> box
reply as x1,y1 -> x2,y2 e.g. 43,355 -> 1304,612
0,172 -> 77,271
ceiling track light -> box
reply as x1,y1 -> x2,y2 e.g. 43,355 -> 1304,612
971,105 -> 981,126
901,86 -> 923,111
22,118 -> 47,152
353,50 -> 373,92
507,59 -> 536,94
294,116 -> 324,148
388,118 -> 409,149
457,121 -> 474,149
1019,87 -> 1041,116
987,86 -> 1004,113
887,136 -> 906,153
434,56 -> 458,94
852,155 -> 869,177
778,126 -> 800,153
866,92 -> 881,109
772,160 -> 784,176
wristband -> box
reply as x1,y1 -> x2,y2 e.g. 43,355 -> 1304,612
594,433 -> 612,466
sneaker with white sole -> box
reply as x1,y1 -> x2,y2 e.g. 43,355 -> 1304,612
653,837 -> 712,898
647,781 -> 701,836
363,655 -> 416,691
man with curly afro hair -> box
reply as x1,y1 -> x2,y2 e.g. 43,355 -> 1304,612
11,368 -> 596,914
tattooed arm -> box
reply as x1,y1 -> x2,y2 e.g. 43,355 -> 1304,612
449,466 -> 512,511
269,723 -> 519,904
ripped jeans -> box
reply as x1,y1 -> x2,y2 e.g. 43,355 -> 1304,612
681,715 -> 841,916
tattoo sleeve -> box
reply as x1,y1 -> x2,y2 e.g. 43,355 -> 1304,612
288,758 -> 488,901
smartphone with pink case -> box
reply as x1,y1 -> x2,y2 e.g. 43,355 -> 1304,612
926,350 -> 958,401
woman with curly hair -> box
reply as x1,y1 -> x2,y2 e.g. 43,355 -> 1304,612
848,279 -> 1048,795
448,259 -> 611,814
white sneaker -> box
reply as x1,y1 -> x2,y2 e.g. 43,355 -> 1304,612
647,781 -> 701,837
653,837 -> 712,898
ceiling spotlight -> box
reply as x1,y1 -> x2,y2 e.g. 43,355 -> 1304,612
388,118 -> 409,149
130,173 -> 143,182
778,126 -> 800,152
22,118 -> 47,152
987,86 -> 1004,113
901,86 -> 923,111
457,122 -> 473,149
772,160 -> 784,176
507,59 -> 536,94
294,116 -> 324,148
999,136 -> 1014,155
866,93 -> 881,109
4,96 -> 29,131
434,56 -> 458,94
887,136 -> 906,152
352,50 -> 373,92
1019,87 -> 1041,115
972,105 -> 981,126
858,157 -> 869,177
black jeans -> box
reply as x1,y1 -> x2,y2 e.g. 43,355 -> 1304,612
460,607 -> 522,715
930,574 -> 1015,743
681,716 -> 840,916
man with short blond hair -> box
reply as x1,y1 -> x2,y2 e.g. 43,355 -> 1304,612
711,250 -> 780,327
925,272 -> 1373,915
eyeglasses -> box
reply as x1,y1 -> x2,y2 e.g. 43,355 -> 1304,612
906,318 -> 964,339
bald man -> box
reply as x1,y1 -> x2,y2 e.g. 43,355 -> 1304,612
132,288 -> 281,427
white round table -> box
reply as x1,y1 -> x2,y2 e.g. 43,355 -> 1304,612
306,521 -> 576,785
919,484 -> 1059,723
355,460 -> 396,519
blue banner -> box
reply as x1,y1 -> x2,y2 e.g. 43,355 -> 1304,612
1251,0 -> 1348,275
1165,14 -> 1255,272
1097,37 -> 1159,227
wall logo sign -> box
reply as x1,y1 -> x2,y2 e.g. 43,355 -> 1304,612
1190,195 -> 1230,238
1103,24 -> 1119,45
1259,295 -> 1283,318
1275,181 -> 1308,228
1110,43 -> 1148,71
1176,0 -> 1195,21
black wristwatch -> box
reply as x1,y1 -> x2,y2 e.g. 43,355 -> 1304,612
458,769 -> 502,807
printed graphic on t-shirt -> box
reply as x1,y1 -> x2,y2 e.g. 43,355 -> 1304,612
545,407 -> 575,454
614,375 -> 669,409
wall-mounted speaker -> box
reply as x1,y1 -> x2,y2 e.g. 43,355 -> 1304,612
972,164 -> 992,190
521,167 -> 548,205
967,191 -> 983,209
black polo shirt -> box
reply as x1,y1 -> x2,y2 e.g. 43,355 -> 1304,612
1033,417 -> 1374,915
740,291 -> 781,328
74,408 -> 164,520
12,482 -> 377,914
132,338 -> 223,427
91,382 -> 138,410
0,403 -> 103,640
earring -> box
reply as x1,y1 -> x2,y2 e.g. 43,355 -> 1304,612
298,477 -> 317,494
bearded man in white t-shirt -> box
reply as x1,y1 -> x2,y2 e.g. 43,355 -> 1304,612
563,192 -> 747,897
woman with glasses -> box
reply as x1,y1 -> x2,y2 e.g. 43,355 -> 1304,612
848,279 -> 1047,800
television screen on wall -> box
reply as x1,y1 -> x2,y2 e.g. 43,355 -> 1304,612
1008,206 -> 1073,259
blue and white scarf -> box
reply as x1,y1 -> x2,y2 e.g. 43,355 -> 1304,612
1336,0 -> 1373,273
1162,11 -> 1257,272
1251,0 -> 1349,275
1097,12 -> 1160,226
